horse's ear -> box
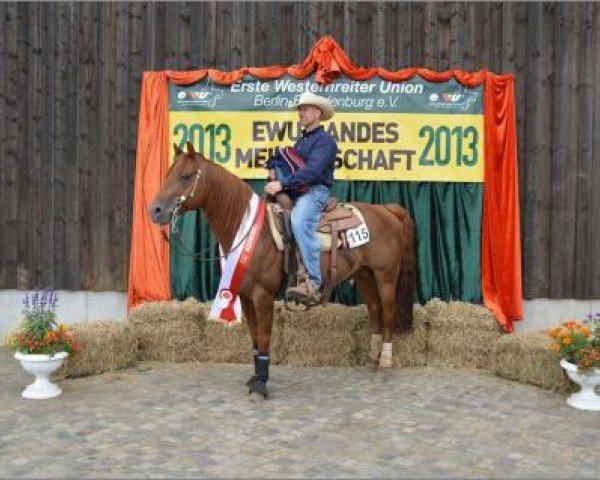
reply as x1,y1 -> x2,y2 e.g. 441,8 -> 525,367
173,143 -> 183,156
186,141 -> 196,156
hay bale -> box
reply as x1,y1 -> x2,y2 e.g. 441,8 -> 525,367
491,330 -> 574,392
425,298 -> 503,369
277,303 -> 365,367
355,303 -> 429,367
52,320 -> 138,380
425,298 -> 501,333
199,301 -> 285,364
128,298 -> 206,362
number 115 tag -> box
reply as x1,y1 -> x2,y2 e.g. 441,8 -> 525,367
345,224 -> 370,248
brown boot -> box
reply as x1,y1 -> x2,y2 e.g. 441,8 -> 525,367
285,280 -> 321,306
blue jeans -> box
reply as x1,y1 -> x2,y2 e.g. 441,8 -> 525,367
290,185 -> 329,288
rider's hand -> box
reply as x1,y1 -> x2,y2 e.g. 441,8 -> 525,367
268,169 -> 276,181
264,181 -> 283,195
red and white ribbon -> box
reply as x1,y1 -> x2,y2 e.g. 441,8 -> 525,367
209,194 -> 266,325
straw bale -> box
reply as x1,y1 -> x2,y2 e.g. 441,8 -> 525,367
277,303 -> 365,367
355,303 -> 429,367
128,298 -> 206,362
198,301 -> 285,363
427,329 -> 502,369
491,330 -> 574,392
52,320 -> 138,380
425,298 -> 500,333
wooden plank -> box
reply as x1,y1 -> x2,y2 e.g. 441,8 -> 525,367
52,3 -> 71,289
0,1 -> 7,287
422,2 -> 437,69
77,2 -> 96,290
152,2 -> 165,70
562,3 -> 582,297
231,2 -> 249,68
253,1 -> 269,66
179,1 -> 193,71
280,2 -> 296,65
356,2 -> 372,67
40,2 -> 54,287
448,2 -> 463,69
294,2 -> 308,64
343,2 -> 357,65
490,2 -> 504,73
395,2 -> 412,68
550,4 -> 578,298
66,2 -> 81,289
523,2 -> 553,298
382,3 -> 397,69
215,2 -> 233,70
436,1 -> 452,71
371,1 -> 385,67
511,3 -> 529,297
126,3 -> 145,291
17,3 -> 32,289
165,1 -> 179,70
28,2 -> 43,288
574,3 -> 595,297
0,2 -> 18,288
110,2 -> 128,293
409,3 -> 424,68
200,2 -> 216,67
591,4 -> 600,296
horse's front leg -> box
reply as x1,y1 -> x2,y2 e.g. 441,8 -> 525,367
240,297 -> 260,388
248,288 -> 275,398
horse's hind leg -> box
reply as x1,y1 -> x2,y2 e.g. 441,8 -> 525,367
374,270 -> 399,368
240,297 -> 259,387
355,268 -> 384,365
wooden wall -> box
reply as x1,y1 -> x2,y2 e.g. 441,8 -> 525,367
0,2 -> 599,299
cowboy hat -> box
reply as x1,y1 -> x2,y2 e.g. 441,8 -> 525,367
290,92 -> 334,121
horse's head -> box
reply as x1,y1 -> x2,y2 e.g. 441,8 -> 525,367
149,142 -> 206,225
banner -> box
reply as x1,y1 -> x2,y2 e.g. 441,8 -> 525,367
169,75 -> 484,182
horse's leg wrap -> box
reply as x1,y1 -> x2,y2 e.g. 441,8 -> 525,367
246,345 -> 259,386
370,334 -> 384,363
379,342 -> 393,368
257,353 -> 270,383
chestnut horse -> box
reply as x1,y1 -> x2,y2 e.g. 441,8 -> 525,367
150,142 -> 415,398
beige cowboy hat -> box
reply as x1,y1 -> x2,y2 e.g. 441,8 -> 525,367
290,92 -> 334,121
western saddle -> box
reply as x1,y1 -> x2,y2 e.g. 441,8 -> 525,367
267,192 -> 363,309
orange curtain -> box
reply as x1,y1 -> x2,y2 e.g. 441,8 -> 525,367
127,36 -> 523,331
481,74 -> 522,332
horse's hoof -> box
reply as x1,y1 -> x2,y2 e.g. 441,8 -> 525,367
249,379 -> 268,398
245,375 -> 258,387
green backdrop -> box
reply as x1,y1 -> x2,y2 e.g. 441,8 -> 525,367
169,180 -> 482,305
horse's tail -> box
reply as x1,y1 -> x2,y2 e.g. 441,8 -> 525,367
384,205 -> 416,333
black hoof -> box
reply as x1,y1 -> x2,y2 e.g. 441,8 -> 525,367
245,374 -> 258,387
248,379 -> 268,398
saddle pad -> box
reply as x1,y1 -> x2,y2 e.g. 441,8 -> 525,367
267,203 -> 366,253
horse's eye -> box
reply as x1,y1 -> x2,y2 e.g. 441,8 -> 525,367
180,173 -> 193,182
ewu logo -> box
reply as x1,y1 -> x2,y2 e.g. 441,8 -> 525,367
429,87 -> 479,111
177,80 -> 224,108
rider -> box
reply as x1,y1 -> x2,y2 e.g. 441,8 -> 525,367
264,92 -> 337,305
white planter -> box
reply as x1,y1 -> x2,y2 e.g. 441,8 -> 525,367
560,358 -> 600,411
14,351 -> 68,400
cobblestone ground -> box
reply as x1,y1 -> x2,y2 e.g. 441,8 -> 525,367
1,348 -> 599,479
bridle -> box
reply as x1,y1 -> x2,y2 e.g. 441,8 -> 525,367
160,155 -> 255,261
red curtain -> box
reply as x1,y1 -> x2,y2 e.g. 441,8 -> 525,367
127,36 -> 523,331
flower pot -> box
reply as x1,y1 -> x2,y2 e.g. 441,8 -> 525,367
14,351 -> 68,399
560,358 -> 600,411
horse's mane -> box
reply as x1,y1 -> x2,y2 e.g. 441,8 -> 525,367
201,155 -> 254,251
